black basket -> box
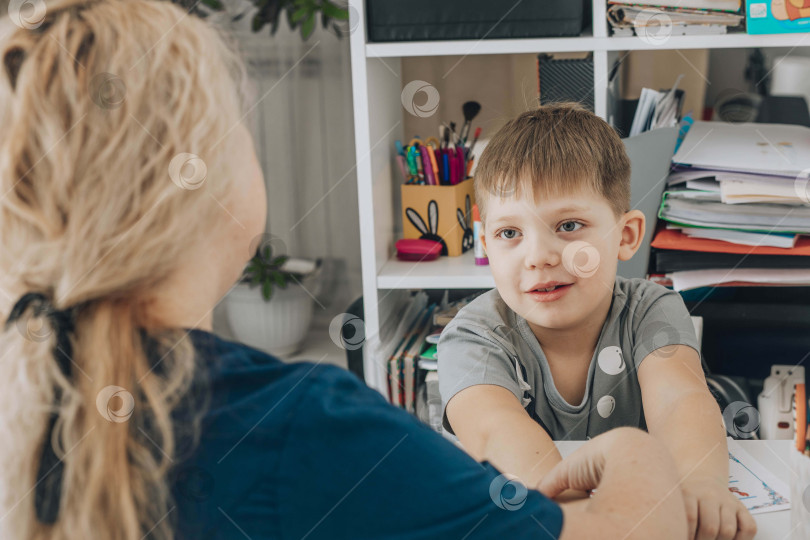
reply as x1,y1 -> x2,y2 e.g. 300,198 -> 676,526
366,0 -> 590,42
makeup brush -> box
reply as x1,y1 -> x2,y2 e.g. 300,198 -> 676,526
459,101 -> 481,144
467,126 -> 482,156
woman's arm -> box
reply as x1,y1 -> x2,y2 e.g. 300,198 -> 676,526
278,365 -> 687,540
543,427 -> 687,540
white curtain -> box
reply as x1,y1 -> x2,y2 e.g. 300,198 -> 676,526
216,7 -> 363,320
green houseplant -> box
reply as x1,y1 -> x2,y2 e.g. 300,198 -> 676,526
242,243 -> 294,301
176,0 -> 350,40
224,243 -> 318,357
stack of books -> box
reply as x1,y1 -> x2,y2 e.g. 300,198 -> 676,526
649,121 -> 810,292
607,0 -> 744,37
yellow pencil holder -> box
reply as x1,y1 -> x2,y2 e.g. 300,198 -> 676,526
401,178 -> 475,257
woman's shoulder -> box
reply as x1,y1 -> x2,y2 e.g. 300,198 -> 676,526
184,327 -> 367,415
169,328 -> 378,539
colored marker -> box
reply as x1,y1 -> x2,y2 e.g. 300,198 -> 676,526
414,146 -> 425,184
420,147 -> 435,185
426,145 -> 440,183
473,204 -> 488,266
396,154 -> 409,182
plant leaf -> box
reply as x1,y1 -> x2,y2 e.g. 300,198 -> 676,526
301,13 -> 315,39
200,0 -> 224,10
322,2 -> 347,19
252,13 -> 264,32
262,280 -> 272,301
290,7 -> 308,23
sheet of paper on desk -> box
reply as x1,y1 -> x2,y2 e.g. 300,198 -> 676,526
727,439 -> 790,514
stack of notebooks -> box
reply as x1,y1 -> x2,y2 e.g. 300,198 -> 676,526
607,0 -> 744,37
649,121 -> 810,292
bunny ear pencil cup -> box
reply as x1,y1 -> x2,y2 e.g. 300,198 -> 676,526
401,178 -> 475,257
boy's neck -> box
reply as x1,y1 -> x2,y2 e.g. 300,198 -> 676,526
527,289 -> 614,359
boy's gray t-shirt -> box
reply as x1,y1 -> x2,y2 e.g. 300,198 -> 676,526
437,276 -> 700,441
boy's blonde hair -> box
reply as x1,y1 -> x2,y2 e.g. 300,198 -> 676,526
474,102 -> 631,223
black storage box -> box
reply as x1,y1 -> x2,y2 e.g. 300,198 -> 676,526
366,0 -> 590,42
538,53 -> 595,112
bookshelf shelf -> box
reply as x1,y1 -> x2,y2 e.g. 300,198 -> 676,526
377,251 -> 495,290
365,28 -> 598,58
604,31 -> 810,51
349,0 -> 810,393
366,32 -> 810,59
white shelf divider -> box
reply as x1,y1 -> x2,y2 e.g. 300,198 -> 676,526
377,251 -> 495,290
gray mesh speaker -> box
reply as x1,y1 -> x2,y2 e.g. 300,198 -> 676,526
537,54 -> 595,112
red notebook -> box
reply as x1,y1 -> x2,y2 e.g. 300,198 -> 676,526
651,226 -> 810,256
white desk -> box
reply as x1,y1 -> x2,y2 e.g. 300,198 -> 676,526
555,440 -> 793,540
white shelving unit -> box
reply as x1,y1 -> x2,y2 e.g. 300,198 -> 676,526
366,32 -> 810,58
348,0 -> 810,394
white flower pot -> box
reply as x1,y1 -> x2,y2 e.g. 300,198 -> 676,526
223,281 -> 314,357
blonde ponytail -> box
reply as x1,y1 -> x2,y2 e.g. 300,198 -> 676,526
0,1 -> 249,538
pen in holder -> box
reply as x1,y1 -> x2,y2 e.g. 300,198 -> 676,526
401,178 -> 475,257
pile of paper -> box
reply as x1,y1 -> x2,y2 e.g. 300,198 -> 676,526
650,121 -> 810,291
607,1 -> 744,37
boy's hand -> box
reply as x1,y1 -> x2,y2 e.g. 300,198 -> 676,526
682,478 -> 756,540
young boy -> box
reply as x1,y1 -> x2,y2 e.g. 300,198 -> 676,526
438,103 -> 756,540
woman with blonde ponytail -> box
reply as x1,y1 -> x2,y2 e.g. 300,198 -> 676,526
0,0 -> 262,537
0,1 -> 690,539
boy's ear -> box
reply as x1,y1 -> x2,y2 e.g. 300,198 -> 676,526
617,210 -> 645,261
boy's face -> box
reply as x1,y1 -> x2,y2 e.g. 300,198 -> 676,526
482,187 -> 644,333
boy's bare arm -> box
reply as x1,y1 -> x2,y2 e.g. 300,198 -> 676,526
638,345 -> 757,540
445,384 -> 565,489
638,345 -> 728,484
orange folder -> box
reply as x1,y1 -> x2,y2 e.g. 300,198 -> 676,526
651,226 -> 810,256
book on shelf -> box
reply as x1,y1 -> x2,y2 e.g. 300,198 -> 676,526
659,195 -> 810,233
652,226 -> 810,255
609,0 -> 741,11
628,75 -> 685,137
666,224 -> 798,248
672,121 -> 810,176
652,249 -> 810,273
607,3 -> 744,38
388,302 -> 434,411
609,25 -> 728,36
